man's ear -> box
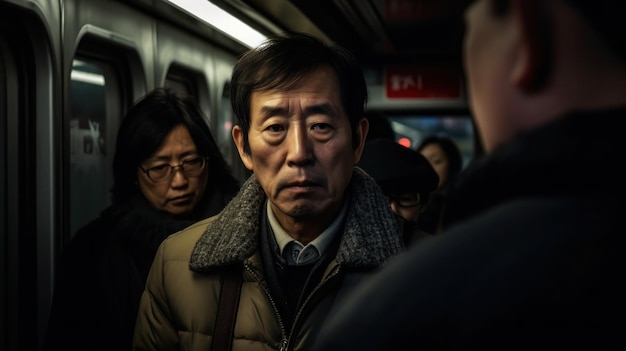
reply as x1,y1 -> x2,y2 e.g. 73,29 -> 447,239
511,0 -> 552,92
352,117 -> 369,164
232,125 -> 253,171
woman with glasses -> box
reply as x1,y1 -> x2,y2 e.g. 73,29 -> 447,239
44,87 -> 240,351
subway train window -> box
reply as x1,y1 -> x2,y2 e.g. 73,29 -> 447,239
218,81 -> 250,182
164,64 -> 212,128
388,115 -> 475,167
217,81 -> 235,166
164,78 -> 192,96
69,58 -> 121,237
165,66 -> 197,98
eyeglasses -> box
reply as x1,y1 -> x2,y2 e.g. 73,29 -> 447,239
139,156 -> 207,182
387,193 -> 421,208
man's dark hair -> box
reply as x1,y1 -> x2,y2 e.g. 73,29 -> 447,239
229,32 -> 368,154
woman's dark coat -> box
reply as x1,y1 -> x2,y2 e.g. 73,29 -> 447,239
43,186 -> 235,351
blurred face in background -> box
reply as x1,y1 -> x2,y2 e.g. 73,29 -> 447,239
137,124 -> 208,216
419,143 -> 449,189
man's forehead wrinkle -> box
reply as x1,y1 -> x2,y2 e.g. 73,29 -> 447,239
258,101 -> 335,117
259,105 -> 287,117
306,103 -> 334,115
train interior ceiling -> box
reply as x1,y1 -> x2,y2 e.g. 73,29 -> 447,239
223,0 -> 467,64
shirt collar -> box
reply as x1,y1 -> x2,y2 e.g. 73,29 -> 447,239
266,199 -> 348,259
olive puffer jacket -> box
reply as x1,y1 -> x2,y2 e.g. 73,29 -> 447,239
132,168 -> 404,351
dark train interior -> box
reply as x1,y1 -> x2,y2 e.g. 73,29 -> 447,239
215,0 -> 468,64
0,1 -> 475,350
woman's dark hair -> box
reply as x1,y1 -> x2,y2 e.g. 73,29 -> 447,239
111,87 -> 239,204
416,135 -> 463,188
230,32 -> 368,154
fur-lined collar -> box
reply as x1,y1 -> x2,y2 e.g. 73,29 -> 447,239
190,168 -> 404,272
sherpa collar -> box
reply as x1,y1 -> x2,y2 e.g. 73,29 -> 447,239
189,167 -> 404,272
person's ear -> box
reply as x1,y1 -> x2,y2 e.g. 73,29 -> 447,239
232,124 -> 253,171
511,0 -> 552,92
352,117 -> 369,164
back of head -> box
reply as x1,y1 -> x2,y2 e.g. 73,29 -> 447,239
111,87 -> 238,204
487,0 -> 626,59
463,1 -> 626,154
229,32 -> 368,154
358,138 -> 439,195
365,111 -> 395,142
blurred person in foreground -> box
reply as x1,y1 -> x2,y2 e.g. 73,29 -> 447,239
358,138 -> 439,246
44,87 -> 240,351
315,0 -> 626,349
132,33 -> 403,351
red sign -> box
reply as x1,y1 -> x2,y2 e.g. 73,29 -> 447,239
385,65 -> 462,99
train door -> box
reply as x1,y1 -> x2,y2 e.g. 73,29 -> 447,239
1,2 -> 62,350
0,22 -> 13,351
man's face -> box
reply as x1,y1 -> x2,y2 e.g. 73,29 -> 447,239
233,66 -> 367,233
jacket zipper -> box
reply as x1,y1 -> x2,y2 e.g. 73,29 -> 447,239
285,265 -> 342,349
244,262 -> 289,349
278,339 -> 288,351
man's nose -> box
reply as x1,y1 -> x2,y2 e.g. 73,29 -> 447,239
286,125 -> 314,166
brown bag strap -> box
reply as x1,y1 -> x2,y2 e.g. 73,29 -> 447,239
211,264 -> 243,351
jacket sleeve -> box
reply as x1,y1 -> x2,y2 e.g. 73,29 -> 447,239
132,242 -> 178,350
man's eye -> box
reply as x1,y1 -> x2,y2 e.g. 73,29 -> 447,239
312,123 -> 331,131
267,124 -> 284,132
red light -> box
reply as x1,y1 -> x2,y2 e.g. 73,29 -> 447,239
398,137 -> 412,148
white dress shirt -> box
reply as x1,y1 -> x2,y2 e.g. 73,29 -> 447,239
267,200 -> 347,266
